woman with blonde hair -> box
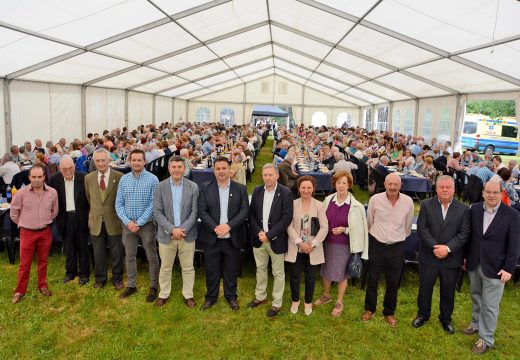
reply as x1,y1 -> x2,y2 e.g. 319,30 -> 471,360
286,176 -> 328,315
314,171 -> 368,317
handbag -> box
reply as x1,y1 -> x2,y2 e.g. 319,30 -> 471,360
310,217 -> 320,236
347,253 -> 363,279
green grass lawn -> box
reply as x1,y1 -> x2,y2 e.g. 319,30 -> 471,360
1,138 -> 519,359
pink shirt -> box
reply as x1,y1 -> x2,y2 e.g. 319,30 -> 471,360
367,192 -> 414,243
10,184 -> 58,230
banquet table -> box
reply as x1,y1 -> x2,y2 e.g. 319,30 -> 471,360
296,165 -> 333,193
190,168 -> 215,187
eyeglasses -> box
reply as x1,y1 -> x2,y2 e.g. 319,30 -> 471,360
483,190 -> 501,195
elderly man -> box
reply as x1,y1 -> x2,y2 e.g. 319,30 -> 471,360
84,148 -> 125,290
476,161 -> 495,184
179,148 -> 192,177
463,180 -> 520,354
10,145 -> 24,164
362,173 -> 414,326
277,154 -> 299,192
248,164 -> 293,317
11,164 -> 58,304
374,155 -> 390,177
0,153 -> 21,193
153,156 -> 199,308
332,152 -> 358,173
413,176 -> 470,334
116,149 -> 159,301
48,157 -> 90,284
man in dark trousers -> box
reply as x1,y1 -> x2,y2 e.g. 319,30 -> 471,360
247,163 -> 293,317
413,175 -> 470,334
198,156 -> 249,311
463,180 -> 520,354
48,156 -> 90,285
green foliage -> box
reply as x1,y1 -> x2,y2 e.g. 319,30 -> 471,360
466,100 -> 516,118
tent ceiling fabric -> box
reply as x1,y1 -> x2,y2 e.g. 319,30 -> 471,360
1,0 -> 520,105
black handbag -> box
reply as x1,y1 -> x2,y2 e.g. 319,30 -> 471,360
347,253 -> 363,279
310,217 -> 320,236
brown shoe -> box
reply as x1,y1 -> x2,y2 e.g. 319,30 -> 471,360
93,281 -> 106,289
471,339 -> 489,355
331,302 -> 344,317
38,287 -> 52,297
313,294 -> 332,306
462,326 -> 479,335
361,310 -> 374,322
385,315 -> 397,327
155,298 -> 168,307
12,293 -> 24,304
185,298 -> 196,308
113,281 -> 124,291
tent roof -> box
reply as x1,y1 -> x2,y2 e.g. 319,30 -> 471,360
1,0 -> 520,105
252,105 -> 289,117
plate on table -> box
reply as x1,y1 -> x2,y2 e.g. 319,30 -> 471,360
0,203 -> 10,209
514,185 -> 520,190
393,172 -> 404,176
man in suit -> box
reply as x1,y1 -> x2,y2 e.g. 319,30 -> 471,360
84,148 -> 125,290
198,156 -> 249,311
248,163 -> 293,317
153,156 -> 199,308
48,156 -> 90,285
463,180 -> 520,354
413,175 -> 470,333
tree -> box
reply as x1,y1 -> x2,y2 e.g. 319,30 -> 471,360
466,100 -> 516,118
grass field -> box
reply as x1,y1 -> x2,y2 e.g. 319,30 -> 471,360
1,138 -> 519,359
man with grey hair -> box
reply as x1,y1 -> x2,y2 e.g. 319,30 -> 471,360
413,175 -> 470,334
0,153 -> 21,192
84,148 -> 125,290
248,163 -> 293,317
332,152 -> 358,173
48,156 -> 90,284
179,148 -> 192,177
10,145 -> 24,164
277,154 -> 299,193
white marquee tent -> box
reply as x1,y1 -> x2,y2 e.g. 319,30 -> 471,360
1,0 -> 520,152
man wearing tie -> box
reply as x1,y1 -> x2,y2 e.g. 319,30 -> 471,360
248,163 -> 293,317
153,156 -> 199,308
48,157 -> 90,285
412,175 -> 470,334
463,180 -> 520,354
198,156 -> 249,311
84,148 -> 125,290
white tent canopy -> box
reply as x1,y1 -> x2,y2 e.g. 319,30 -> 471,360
1,0 -> 520,151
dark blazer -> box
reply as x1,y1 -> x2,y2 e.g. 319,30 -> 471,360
375,164 -> 389,177
48,171 -> 89,234
198,180 -> 249,249
277,160 -> 298,190
467,202 -> 520,278
417,197 -> 470,268
249,184 -> 293,254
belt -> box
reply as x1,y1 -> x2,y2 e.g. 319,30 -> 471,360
22,225 -> 50,232
369,234 -> 403,246
66,210 -> 76,214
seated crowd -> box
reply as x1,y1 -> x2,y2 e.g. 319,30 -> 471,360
4,122 -> 520,356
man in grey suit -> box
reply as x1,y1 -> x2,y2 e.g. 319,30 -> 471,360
412,175 -> 471,334
153,156 -> 199,308
198,156 -> 249,311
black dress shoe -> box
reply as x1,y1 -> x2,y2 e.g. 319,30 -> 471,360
442,322 -> 455,335
228,299 -> 240,311
266,306 -> 281,317
412,316 -> 428,328
247,299 -> 267,308
200,301 -> 216,311
63,276 -> 75,284
79,278 -> 89,285
146,288 -> 158,303
119,287 -> 137,299
93,281 -> 106,289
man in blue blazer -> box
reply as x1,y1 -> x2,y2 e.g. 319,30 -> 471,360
198,156 -> 249,311
463,180 -> 520,354
153,156 -> 199,308
247,163 -> 293,317
413,175 -> 470,334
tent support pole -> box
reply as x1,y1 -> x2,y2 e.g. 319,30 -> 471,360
3,80 -> 12,152
81,85 -> 86,140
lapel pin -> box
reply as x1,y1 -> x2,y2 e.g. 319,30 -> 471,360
230,193 -> 233,197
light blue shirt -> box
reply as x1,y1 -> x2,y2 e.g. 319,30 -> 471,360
218,181 -> 231,238
115,170 -> 159,226
170,178 -> 183,227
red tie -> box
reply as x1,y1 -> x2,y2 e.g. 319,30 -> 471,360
100,174 -> 106,190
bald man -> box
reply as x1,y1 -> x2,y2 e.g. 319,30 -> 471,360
362,173 -> 414,326
48,157 -> 90,284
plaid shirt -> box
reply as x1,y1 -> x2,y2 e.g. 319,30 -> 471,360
115,170 -> 158,226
